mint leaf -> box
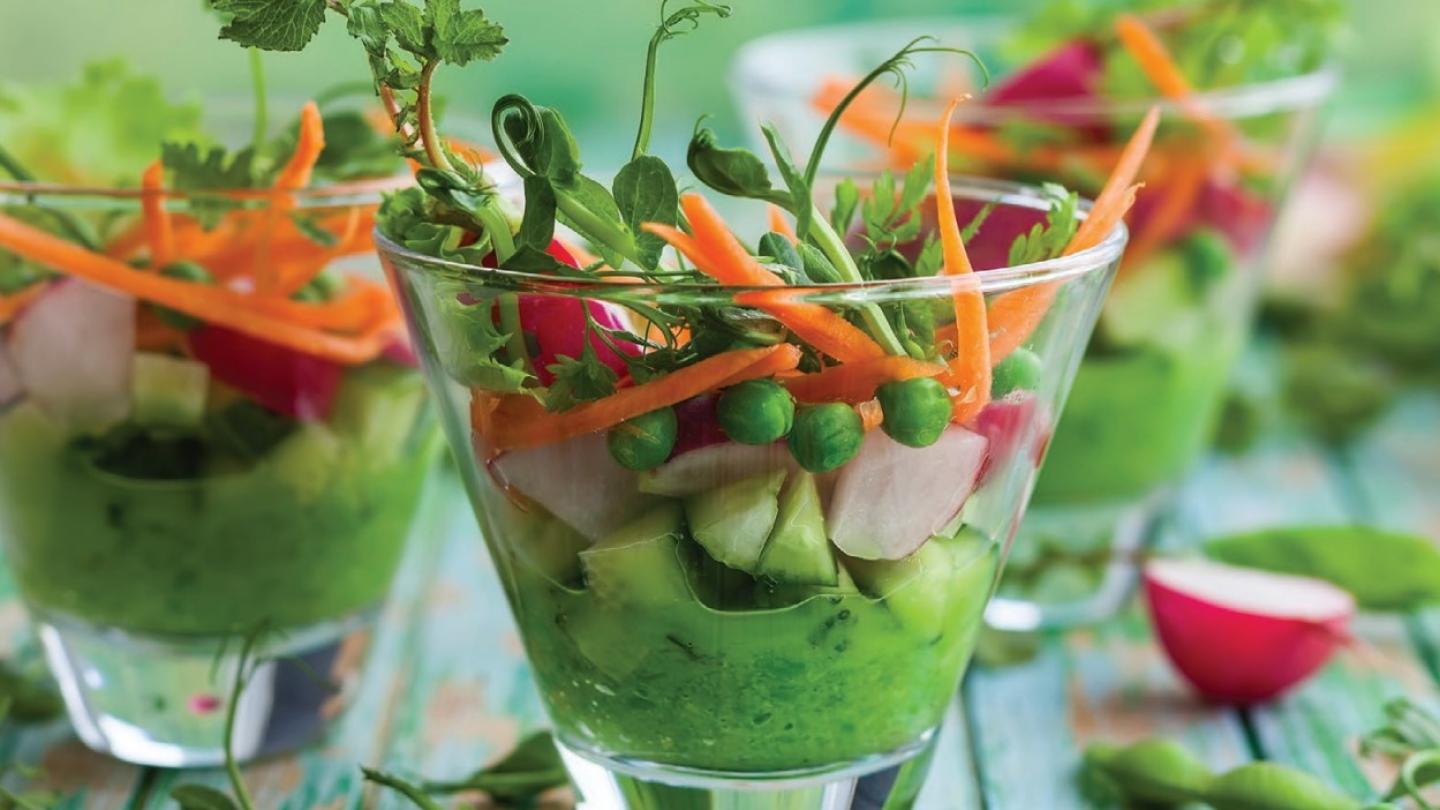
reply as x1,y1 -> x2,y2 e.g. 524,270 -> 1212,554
213,0 -> 328,52
427,0 -> 507,65
379,2 -> 428,56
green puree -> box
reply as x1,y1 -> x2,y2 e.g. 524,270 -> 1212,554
0,366 -> 439,636
487,497 -> 998,773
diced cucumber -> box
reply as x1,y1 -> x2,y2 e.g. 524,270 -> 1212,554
564,604 -> 648,680
266,423 -> 342,503
847,531 -> 998,640
684,468 -> 785,573
757,472 -> 838,586
499,500 -> 590,586
130,353 -> 209,430
329,364 -> 426,464
580,503 -> 691,607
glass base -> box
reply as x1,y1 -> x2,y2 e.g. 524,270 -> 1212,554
558,732 -> 937,810
984,491 -> 1166,631
36,608 -> 376,767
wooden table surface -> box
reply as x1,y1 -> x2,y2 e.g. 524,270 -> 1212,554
2,391 -> 1437,809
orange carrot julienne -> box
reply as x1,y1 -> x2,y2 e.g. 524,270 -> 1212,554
274,102 -> 326,192
985,107 -> 1159,363
488,344 -> 802,450
649,209 -> 885,364
1120,156 -> 1207,275
0,284 -> 45,326
934,99 -> 991,424
717,343 -> 806,388
784,356 -> 947,404
0,213 -> 387,364
768,205 -> 798,244
1114,14 -> 1238,153
141,161 -> 175,268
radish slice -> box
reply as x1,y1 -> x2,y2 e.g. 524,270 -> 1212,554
638,440 -> 797,498
1144,558 -> 1353,705
189,325 -> 344,421
987,41 -> 1105,106
492,432 -> 658,542
827,425 -> 989,560
973,393 -> 1052,485
0,343 -> 20,406
8,279 -> 134,430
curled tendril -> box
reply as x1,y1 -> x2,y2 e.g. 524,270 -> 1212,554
658,0 -> 732,37
491,93 -> 546,180
801,37 -> 990,194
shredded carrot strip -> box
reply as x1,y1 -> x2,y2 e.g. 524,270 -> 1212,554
0,284 -> 45,326
141,161 -> 175,268
768,205 -> 798,244
934,100 -> 992,423
986,107 -> 1161,363
135,309 -> 186,353
274,204 -> 366,295
256,101 -> 326,293
1114,14 -> 1239,156
0,213 -> 387,364
487,344 -> 802,450
664,197 -> 886,363
784,356 -> 946,404
857,399 -> 884,432
1120,155 -> 1207,276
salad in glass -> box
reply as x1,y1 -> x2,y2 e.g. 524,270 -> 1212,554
732,2 -> 1338,628
228,2 -> 1150,805
0,62 -> 439,766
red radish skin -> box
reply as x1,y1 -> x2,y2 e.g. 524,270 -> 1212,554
517,296 -> 638,386
973,392 -> 1052,485
189,325 -> 344,421
987,41 -> 1105,106
1144,558 -> 1354,705
671,394 -> 727,456
8,279 -> 134,429
380,336 -> 419,368
827,425 -> 988,560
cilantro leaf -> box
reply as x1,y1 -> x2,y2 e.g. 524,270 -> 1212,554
213,0 -> 328,52
160,142 -> 262,228
1008,184 -> 1080,266
545,341 -> 619,412
427,0 -> 508,65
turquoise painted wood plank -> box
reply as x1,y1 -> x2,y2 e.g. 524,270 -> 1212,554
134,466 -> 463,809
914,697 -> 983,810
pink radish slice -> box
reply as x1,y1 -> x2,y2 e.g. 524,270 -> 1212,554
518,296 -> 639,386
8,279 -> 134,429
670,395 -> 727,456
1144,558 -> 1353,705
987,41 -> 1105,106
827,425 -> 988,560
638,440 -> 796,498
381,335 -> 419,368
188,325 -> 344,421
0,343 -> 20,406
491,432 -> 658,541
973,393 -> 1051,485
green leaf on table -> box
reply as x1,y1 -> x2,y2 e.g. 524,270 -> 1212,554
1203,526 -> 1440,611
170,784 -> 243,810
423,730 -> 569,803
612,155 -> 678,270
212,0 -> 328,52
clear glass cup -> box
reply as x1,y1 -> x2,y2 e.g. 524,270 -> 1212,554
379,176 -> 1124,809
0,179 -> 441,766
732,17 -> 1336,630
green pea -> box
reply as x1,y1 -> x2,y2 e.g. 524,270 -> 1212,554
717,379 -> 795,445
291,271 -> 345,303
787,403 -> 863,473
155,261 -> 214,330
1205,762 -> 1361,810
1083,740 -> 1213,806
875,377 -> 951,447
606,408 -> 678,471
991,348 -> 1043,398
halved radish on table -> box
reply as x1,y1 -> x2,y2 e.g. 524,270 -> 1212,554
189,325 -> 344,421
827,425 -> 988,560
492,432 -> 659,542
8,279 -> 134,429
1144,558 -> 1353,705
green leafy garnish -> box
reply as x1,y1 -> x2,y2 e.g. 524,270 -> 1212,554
546,340 -> 619,412
213,0 -> 329,52
1203,525 -> 1440,611
1008,183 -> 1081,265
630,1 -> 731,160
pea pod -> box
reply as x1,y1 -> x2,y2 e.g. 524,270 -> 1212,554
1203,762 -> 1363,810
1082,740 -> 1213,806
